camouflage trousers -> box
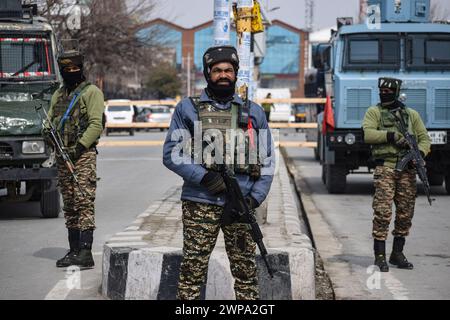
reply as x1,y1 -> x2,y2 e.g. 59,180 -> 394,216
177,200 -> 258,300
372,166 -> 416,241
57,150 -> 97,231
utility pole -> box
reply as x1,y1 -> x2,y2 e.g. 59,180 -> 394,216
187,52 -> 191,97
236,0 -> 253,100
359,0 -> 367,23
305,0 -> 314,32
213,0 -> 231,46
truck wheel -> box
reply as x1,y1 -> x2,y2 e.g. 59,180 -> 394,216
325,164 -> 347,194
314,147 -> 319,161
445,175 -> 450,195
106,128 -> 110,136
427,172 -> 444,186
314,130 -> 322,161
40,188 -> 61,218
321,164 -> 327,185
129,129 -> 135,136
27,181 -> 41,201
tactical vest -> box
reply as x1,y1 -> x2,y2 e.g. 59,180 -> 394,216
52,82 -> 92,148
371,105 -> 414,161
190,97 -> 261,178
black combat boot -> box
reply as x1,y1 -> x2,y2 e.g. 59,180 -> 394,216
374,239 -> 389,272
70,229 -> 95,269
56,228 -> 80,268
389,237 -> 413,270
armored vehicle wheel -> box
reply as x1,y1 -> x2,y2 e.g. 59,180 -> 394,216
27,181 -> 41,201
325,164 -> 347,194
427,172 -> 444,186
445,175 -> 450,195
30,189 -> 41,201
314,130 -> 320,161
40,188 -> 61,218
321,164 -> 327,184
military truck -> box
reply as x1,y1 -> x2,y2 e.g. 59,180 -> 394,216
313,0 -> 450,195
0,0 -> 61,217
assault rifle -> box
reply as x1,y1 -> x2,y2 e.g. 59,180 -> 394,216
221,166 -> 274,278
390,107 -> 433,206
35,104 -> 85,197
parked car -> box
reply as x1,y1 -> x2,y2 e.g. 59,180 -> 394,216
104,99 -> 135,136
135,105 -> 172,131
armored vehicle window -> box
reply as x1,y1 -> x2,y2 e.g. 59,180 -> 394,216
406,34 -> 450,70
0,35 -> 55,79
344,35 -> 400,70
425,40 -> 450,64
349,40 -> 379,63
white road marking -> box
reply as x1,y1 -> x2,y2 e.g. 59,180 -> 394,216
383,273 -> 410,300
45,279 -> 72,300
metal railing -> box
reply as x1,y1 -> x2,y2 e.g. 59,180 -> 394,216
104,98 -> 326,130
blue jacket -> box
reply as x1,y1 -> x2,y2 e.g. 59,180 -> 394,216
163,90 -> 275,207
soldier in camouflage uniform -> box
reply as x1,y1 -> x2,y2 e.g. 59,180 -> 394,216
363,77 -> 431,272
46,47 -> 105,269
163,46 -> 274,300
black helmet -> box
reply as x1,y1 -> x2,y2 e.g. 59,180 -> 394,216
378,77 -> 402,97
57,40 -> 84,70
202,45 -> 239,80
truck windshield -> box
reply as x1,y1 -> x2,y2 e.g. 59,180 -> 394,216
343,35 -> 400,70
0,34 -> 55,80
407,34 -> 450,70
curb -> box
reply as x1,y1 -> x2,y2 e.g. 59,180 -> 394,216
282,146 -> 371,300
102,149 -> 315,300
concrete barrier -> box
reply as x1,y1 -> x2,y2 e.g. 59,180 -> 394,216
102,149 -> 315,300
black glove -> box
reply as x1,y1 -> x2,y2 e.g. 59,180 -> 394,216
245,196 -> 259,210
387,132 -> 409,149
71,143 -> 86,162
200,171 -> 226,195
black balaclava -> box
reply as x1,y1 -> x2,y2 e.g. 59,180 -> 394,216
378,77 -> 402,108
202,46 -> 240,103
58,52 -> 85,90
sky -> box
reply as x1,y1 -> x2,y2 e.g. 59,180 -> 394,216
149,0 -> 450,32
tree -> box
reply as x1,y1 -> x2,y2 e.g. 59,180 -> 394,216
35,0 -> 164,96
145,63 -> 181,99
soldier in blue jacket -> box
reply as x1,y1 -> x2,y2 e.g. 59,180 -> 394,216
163,45 -> 275,300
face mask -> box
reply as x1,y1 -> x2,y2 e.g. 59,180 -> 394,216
207,77 -> 236,102
61,69 -> 84,88
379,92 -> 396,107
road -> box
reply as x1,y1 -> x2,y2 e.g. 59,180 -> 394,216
0,130 -> 182,300
284,136 -> 450,300
2,128 -> 448,300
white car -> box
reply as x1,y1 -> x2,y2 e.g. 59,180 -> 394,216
105,99 -> 135,136
135,105 -> 172,131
